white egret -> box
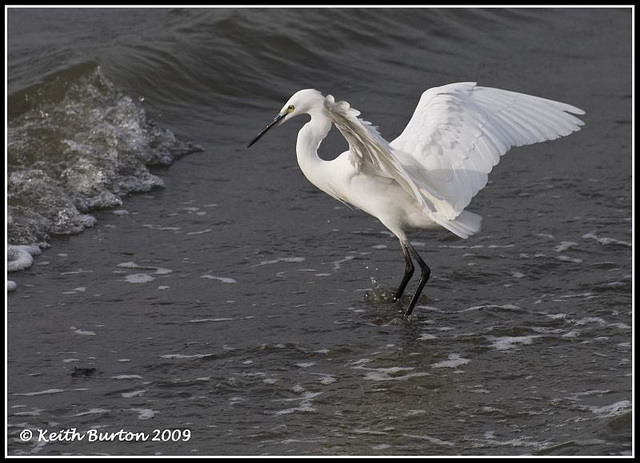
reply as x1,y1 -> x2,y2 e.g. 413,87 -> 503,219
248,82 -> 585,317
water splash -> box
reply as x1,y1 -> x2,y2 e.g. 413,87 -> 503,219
363,277 -> 397,305
7,62 -> 201,246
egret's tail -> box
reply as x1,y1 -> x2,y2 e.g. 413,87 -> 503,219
435,210 -> 483,239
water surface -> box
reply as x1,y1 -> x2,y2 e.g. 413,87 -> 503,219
7,7 -> 632,456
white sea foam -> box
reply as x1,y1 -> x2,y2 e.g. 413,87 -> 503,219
142,224 -> 181,231
559,292 -> 595,299
254,257 -> 305,266
73,329 -> 96,336
555,241 -> 578,253
372,444 -> 392,450
583,231 -> 631,247
317,375 -> 337,385
575,317 -> 606,326
469,436 -> 548,448
459,304 -> 521,313
122,390 -> 146,398
15,388 -> 88,396
609,322 -> 631,330
489,335 -> 541,351
13,408 -> 45,416
61,269 -> 94,275
296,362 -> 316,368
118,261 -> 172,275
160,353 -> 214,359
469,386 -> 491,394
402,434 -> 455,447
200,274 -> 237,283
557,255 -> 583,263
188,317 -> 234,323
273,391 -> 322,415
125,273 -> 155,284
8,245 -> 42,272
359,366 -> 430,381
564,389 -> 612,401
431,354 -> 470,369
586,400 -> 631,418
117,261 -> 138,268
353,428 -> 388,435
74,408 -> 110,416
332,255 -> 356,271
187,228 -> 212,235
130,408 -> 155,420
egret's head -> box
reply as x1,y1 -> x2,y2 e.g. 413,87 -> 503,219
247,89 -> 324,148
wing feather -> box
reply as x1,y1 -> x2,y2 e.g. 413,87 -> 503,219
390,82 -> 585,219
322,94 -> 432,211
321,84 -> 584,235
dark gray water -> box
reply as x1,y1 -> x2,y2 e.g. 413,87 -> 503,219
7,7 -> 632,456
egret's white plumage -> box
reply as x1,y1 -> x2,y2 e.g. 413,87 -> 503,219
248,82 -> 585,316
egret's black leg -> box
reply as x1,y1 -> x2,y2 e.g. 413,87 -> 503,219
393,241 -> 414,302
404,243 -> 431,317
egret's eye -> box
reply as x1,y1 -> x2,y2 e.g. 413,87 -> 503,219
287,105 -> 295,113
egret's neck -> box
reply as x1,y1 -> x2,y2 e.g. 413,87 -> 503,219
296,111 -> 332,185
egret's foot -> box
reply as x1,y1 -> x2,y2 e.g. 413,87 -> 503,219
392,287 -> 407,303
364,282 -> 397,306
403,313 -> 419,322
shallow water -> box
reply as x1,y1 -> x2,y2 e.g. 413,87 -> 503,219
7,7 -> 632,456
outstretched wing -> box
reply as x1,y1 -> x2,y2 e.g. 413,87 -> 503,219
390,82 -> 585,220
323,94 -> 430,211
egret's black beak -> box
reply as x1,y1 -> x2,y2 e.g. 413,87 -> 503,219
247,113 -> 286,148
